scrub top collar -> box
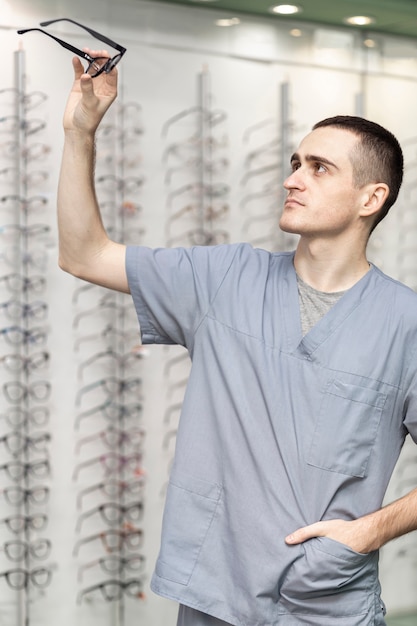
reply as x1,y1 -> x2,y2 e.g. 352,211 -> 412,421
281,253 -> 376,359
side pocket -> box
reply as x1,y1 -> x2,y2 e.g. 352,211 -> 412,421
155,470 -> 222,585
307,380 -> 386,477
277,537 -> 378,618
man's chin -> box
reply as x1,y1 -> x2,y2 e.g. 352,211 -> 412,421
279,218 -> 301,235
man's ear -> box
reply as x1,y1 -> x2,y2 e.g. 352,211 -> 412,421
359,183 -> 389,218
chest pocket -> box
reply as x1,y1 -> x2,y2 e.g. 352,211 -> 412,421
307,380 -> 387,478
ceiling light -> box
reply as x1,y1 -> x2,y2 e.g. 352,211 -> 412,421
271,4 -> 302,16
363,38 -> 377,48
289,28 -> 302,37
344,15 -> 375,26
216,17 -> 240,26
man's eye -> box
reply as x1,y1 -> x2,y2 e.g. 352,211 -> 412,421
315,163 -> 326,173
291,162 -> 300,171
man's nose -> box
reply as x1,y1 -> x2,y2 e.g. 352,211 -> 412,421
283,168 -> 304,190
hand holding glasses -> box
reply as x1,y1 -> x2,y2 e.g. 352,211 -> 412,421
17,18 -> 126,78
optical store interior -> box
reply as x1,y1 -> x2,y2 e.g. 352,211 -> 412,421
2,0 -> 417,624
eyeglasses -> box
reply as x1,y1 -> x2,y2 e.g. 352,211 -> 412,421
75,501 -> 144,533
17,18 -> 126,78
72,300 -> 131,329
163,134 -> 228,163
96,174 -> 145,193
75,426 -> 145,455
78,554 -> 145,582
164,401 -> 183,425
166,227 -> 229,248
73,322 -> 140,351
162,105 -> 227,138
165,158 -> 229,186
1,166 -> 42,183
76,478 -> 145,510
0,486 -> 49,507
73,528 -> 143,557
0,273 -> 46,294
0,299 -> 48,321
0,224 -> 51,237
0,325 -> 48,346
0,88 -> 48,110
0,115 -> 46,136
0,432 -> 51,457
75,400 -> 143,430
72,452 -> 143,481
97,123 -> 144,141
3,380 -> 51,404
167,202 -> 229,224
99,199 -> 143,217
167,182 -> 230,207
0,406 -> 49,429
0,195 -> 48,212
0,459 -> 50,482
0,248 -> 49,271
0,351 -> 50,373
77,578 -> 145,603
1,141 -> 51,161
0,514 -> 48,534
0,567 -> 52,590
75,376 -> 142,406
0,538 -> 51,562
77,347 -> 147,381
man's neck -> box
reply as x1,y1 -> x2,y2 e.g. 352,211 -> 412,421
294,237 -> 371,293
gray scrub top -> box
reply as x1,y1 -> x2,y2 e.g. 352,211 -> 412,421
126,243 -> 417,626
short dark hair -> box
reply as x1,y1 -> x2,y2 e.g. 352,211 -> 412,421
313,115 -> 404,233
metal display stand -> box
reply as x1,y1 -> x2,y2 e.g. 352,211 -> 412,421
0,46 -> 53,626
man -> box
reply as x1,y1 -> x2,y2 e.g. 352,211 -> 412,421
58,52 -> 417,626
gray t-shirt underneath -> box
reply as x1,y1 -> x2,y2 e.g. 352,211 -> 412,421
297,273 -> 346,335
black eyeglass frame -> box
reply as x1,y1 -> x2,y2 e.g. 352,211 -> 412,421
17,18 -> 126,78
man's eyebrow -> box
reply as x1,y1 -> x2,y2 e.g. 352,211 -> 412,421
290,152 -> 339,170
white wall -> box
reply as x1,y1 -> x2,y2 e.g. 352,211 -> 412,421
1,0 -> 417,623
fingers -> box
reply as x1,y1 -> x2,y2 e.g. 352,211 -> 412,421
285,522 -> 324,545
83,47 -> 111,59
285,528 -> 306,545
72,56 -> 86,79
105,65 -> 119,89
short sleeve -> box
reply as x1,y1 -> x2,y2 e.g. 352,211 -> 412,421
125,243 -> 242,347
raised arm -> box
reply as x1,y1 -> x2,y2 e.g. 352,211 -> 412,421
57,52 -> 129,293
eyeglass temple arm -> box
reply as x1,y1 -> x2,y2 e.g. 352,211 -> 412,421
17,28 -> 94,62
40,18 -> 126,53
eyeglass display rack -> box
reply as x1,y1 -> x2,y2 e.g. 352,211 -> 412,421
161,66 -> 230,488
71,90 -> 147,616
0,48 -> 54,625
387,132 -> 417,291
240,80 -> 299,253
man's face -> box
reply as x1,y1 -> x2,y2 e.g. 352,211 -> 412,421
279,126 -> 365,239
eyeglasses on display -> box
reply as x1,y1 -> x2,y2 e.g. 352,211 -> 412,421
0,538 -> 51,562
77,577 -> 145,603
0,567 -> 52,590
0,514 -> 48,534
78,554 -> 145,582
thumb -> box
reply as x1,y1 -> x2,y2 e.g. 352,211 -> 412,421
72,56 -> 86,80
79,73 -> 95,100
